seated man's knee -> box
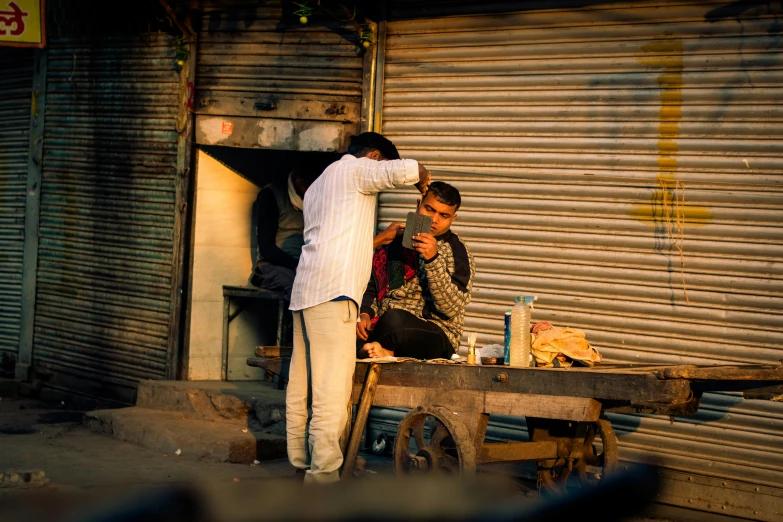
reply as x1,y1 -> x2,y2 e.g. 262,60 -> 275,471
377,308 -> 414,331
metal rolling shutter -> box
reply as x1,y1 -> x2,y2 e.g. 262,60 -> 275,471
34,34 -> 181,404
195,0 -> 366,150
0,49 -> 33,363
377,1 -> 783,517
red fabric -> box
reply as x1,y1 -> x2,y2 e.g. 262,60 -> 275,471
531,321 -> 553,334
372,245 -> 418,303
372,248 -> 389,302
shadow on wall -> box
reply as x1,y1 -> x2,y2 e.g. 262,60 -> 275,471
30,0 -> 184,404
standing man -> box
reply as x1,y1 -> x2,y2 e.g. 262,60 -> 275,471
286,132 -> 430,484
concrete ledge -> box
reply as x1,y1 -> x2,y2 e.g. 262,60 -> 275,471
84,407 -> 286,464
136,380 -> 286,431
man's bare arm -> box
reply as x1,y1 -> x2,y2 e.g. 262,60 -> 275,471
373,222 -> 404,249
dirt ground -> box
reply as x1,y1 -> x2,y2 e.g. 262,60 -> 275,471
0,397 -> 296,491
1,396 -> 677,522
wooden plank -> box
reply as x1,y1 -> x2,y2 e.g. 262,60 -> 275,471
353,361 -> 692,406
168,35 -> 198,381
354,384 -> 483,417
550,365 -> 673,374
339,401 -> 352,465
743,385 -> 783,401
341,364 -> 381,479
474,413 -> 490,449
195,115 -> 355,151
578,364 -> 673,371
222,296 -> 230,381
255,346 -> 293,358
246,357 -> 287,375
247,356 -> 290,390
353,385 -> 602,422
658,365 -> 783,381
194,95 -> 361,122
483,391 -> 601,422
478,441 -> 558,464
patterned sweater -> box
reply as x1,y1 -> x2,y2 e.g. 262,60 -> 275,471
360,230 -> 475,352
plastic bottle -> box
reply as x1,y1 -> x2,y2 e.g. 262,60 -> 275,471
503,309 -> 512,366
508,296 -> 536,367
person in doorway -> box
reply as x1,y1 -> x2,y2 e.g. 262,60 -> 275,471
356,182 -> 474,360
248,162 -> 321,300
250,159 -> 413,300
286,132 -> 431,485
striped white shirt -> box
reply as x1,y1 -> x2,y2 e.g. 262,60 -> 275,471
290,155 -> 420,311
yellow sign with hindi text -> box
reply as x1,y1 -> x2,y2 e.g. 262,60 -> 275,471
0,0 -> 45,47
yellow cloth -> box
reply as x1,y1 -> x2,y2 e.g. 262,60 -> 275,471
531,326 -> 602,367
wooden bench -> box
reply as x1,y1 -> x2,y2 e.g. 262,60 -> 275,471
222,285 -> 290,380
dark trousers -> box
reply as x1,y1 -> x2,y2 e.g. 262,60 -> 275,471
358,308 -> 452,360
249,263 -> 296,300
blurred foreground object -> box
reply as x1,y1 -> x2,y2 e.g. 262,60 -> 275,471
1,464 -> 659,522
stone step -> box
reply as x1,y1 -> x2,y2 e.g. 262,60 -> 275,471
135,380 -> 286,431
84,407 -> 286,464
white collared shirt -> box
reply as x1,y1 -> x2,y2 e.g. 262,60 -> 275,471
290,154 -> 420,311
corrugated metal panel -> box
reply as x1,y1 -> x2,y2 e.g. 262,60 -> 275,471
376,0 -> 783,515
33,34 -> 180,403
0,49 -> 33,360
194,0 -> 366,149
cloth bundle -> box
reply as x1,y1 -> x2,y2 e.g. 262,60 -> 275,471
531,322 -> 602,368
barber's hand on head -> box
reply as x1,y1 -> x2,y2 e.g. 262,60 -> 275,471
357,313 -> 373,341
415,163 -> 431,195
412,233 -> 438,261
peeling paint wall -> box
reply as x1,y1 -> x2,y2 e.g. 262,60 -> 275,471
193,0 -> 364,151
195,116 -> 345,151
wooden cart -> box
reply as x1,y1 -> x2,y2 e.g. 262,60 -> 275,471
345,361 -> 783,490
248,354 -> 783,490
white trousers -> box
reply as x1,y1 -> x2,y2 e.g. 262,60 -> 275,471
286,300 -> 357,484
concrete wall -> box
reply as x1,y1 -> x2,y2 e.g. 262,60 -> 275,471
187,150 -> 273,381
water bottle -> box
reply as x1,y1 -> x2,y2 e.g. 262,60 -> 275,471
508,296 -> 536,367
503,309 -> 512,366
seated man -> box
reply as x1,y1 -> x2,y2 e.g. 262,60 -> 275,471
249,162 -> 321,299
357,182 -> 475,360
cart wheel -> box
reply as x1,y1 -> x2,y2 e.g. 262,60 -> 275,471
393,405 -> 476,475
535,418 -> 619,494
583,419 -> 619,475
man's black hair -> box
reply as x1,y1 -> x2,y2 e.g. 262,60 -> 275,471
346,132 -> 401,160
425,181 -> 462,211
